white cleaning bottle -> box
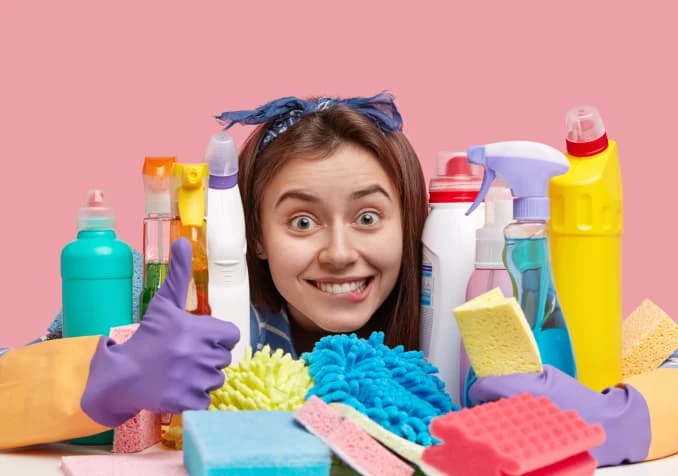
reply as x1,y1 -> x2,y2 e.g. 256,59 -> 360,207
420,152 -> 484,406
205,132 -> 250,364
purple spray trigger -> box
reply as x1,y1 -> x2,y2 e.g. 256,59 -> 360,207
465,146 -> 494,216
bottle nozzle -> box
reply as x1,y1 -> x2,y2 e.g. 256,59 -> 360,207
78,189 -> 115,231
206,132 -> 239,190
465,146 -> 495,216
565,105 -> 609,157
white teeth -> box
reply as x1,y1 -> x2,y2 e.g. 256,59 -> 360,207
315,280 -> 367,295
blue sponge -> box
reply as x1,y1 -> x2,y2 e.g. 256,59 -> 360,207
182,410 -> 331,475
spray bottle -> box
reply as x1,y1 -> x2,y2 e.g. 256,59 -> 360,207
61,189 -> 133,444
161,162 -> 210,448
464,141 -> 577,394
140,156 -> 176,319
420,152 -> 484,407
459,182 -> 513,404
205,132 -> 250,364
549,106 -> 623,391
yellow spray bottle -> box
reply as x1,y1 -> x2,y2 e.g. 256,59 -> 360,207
548,106 -> 623,392
161,162 -> 210,449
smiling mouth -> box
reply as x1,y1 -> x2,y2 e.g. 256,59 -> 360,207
308,277 -> 373,295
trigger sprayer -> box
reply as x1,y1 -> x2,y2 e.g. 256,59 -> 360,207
464,141 -> 577,394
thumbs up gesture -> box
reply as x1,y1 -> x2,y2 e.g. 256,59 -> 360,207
81,238 -> 241,427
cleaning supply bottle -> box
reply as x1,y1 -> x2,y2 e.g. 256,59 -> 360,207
420,152 -> 484,407
140,156 -> 176,319
205,132 -> 250,364
459,183 -> 514,404
465,140 -> 577,380
61,189 -> 133,445
161,162 -> 210,449
549,106 -> 623,391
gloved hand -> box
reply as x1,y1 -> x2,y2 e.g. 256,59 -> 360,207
468,365 -> 652,467
81,238 -> 241,427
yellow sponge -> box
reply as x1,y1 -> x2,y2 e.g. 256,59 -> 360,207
453,288 -> 542,377
622,299 -> 678,379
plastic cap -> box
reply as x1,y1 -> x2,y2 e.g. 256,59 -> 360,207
143,156 -> 176,215
429,152 -> 483,203
77,189 -> 115,231
206,132 -> 238,177
565,105 -> 609,156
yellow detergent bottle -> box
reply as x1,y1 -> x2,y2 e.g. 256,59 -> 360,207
548,106 -> 623,392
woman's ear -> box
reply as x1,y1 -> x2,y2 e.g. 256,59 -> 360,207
255,242 -> 267,260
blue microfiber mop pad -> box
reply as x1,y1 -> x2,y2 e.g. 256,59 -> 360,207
182,410 -> 331,476
302,331 -> 458,446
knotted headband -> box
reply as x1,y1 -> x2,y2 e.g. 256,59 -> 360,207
215,91 -> 403,154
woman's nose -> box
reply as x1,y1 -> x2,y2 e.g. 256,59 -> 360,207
318,226 -> 359,269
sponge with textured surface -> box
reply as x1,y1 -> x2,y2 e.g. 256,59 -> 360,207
182,410 -> 331,476
622,299 -> 678,379
454,288 -> 542,377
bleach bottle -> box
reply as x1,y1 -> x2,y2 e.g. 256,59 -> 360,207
420,152 -> 484,406
462,141 -> 577,407
205,132 -> 250,364
549,106 -> 623,391
61,189 -> 133,444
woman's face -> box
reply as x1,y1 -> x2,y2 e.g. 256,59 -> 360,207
258,143 -> 403,334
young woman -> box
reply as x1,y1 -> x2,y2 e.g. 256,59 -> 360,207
0,92 -> 429,449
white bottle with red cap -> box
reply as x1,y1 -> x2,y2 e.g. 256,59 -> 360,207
420,152 -> 484,406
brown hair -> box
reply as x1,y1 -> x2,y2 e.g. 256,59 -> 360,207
238,104 -> 428,350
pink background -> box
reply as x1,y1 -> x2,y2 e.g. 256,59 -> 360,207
1,1 -> 675,346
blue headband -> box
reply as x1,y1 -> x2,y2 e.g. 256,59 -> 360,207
215,91 -> 403,153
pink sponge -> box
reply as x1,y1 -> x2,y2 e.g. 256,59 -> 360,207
109,324 -> 162,453
61,451 -> 186,476
421,393 -> 606,476
295,395 -> 414,476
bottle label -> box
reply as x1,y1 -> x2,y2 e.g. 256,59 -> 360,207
421,261 -> 433,307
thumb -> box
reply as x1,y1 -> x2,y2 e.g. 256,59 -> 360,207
156,237 -> 193,308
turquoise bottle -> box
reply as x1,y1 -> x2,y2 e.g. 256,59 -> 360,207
61,189 -> 134,445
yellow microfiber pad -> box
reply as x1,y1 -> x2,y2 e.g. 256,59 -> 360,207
622,299 -> 678,379
453,287 -> 543,377
164,345 -> 313,449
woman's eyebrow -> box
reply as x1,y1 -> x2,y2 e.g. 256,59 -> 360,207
275,190 -> 319,208
351,184 -> 392,202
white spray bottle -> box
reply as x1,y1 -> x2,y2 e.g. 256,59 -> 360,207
205,132 -> 250,364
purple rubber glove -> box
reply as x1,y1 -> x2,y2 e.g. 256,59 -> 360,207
468,365 -> 651,467
81,238 -> 241,427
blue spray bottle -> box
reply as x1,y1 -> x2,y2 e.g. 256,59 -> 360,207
462,141 -> 577,406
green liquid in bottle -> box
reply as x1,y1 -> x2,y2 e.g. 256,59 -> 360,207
140,261 -> 169,318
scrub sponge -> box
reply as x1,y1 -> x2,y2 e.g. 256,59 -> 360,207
622,299 -> 678,378
453,287 -> 543,377
182,410 -> 331,476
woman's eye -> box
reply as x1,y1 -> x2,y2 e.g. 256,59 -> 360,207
357,211 -> 380,226
289,215 -> 317,231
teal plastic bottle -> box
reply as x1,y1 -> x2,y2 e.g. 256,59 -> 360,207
61,189 -> 134,445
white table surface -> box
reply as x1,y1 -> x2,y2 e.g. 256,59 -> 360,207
1,442 -> 677,475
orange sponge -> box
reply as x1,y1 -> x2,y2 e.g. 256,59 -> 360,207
622,299 -> 678,378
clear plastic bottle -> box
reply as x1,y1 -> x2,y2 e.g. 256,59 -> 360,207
140,156 -> 175,319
